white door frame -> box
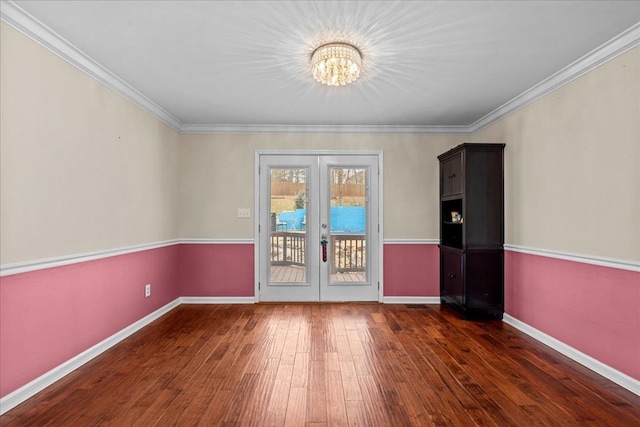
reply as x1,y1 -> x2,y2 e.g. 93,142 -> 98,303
254,150 -> 384,302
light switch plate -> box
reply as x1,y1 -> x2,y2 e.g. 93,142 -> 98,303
237,208 -> 251,218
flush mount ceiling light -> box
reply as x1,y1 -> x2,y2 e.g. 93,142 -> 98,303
311,42 -> 362,86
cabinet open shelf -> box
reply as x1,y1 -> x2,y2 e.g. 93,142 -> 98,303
441,198 -> 463,249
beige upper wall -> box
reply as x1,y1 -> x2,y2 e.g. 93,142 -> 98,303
4,17 -> 636,264
0,23 -> 181,265
473,46 -> 639,261
180,47 -> 640,262
178,133 -> 464,239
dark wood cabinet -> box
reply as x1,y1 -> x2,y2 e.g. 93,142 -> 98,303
438,143 -> 505,319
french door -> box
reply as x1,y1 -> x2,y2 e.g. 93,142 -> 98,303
257,153 -> 380,302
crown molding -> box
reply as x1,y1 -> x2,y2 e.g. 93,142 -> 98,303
470,22 -> 640,134
180,123 -> 470,135
2,1 -> 638,136
0,1 -> 183,132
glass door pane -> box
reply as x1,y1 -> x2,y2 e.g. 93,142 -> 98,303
329,167 -> 367,284
269,168 -> 308,283
319,155 -> 378,302
259,155 -> 319,302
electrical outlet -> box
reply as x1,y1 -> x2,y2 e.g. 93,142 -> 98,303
237,208 -> 251,218
145,284 -> 151,297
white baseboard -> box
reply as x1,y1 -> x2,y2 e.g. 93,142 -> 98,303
383,296 -> 440,304
503,314 -> 640,397
0,298 -> 181,415
180,296 -> 255,304
6,298 -> 636,417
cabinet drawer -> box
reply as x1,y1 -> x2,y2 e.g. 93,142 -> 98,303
441,251 -> 463,303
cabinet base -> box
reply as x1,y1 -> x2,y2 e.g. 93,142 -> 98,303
440,296 -> 503,320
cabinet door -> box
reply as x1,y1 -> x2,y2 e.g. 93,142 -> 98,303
465,251 -> 503,310
441,154 -> 463,196
440,161 -> 451,197
448,154 -> 462,195
441,251 -> 463,303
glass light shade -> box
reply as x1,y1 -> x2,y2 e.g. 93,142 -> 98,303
311,42 -> 362,86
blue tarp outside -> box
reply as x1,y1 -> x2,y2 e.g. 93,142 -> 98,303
277,207 -> 365,233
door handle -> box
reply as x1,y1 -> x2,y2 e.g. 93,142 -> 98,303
321,233 -> 328,263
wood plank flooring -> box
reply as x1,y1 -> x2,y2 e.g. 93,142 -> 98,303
2,303 -> 639,426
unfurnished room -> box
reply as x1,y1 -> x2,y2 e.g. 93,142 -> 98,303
0,1 -> 639,425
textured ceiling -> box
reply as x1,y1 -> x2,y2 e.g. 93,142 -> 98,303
9,1 -> 640,128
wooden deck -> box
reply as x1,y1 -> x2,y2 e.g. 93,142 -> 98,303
2,303 -> 639,426
271,265 -> 366,283
271,265 -> 306,282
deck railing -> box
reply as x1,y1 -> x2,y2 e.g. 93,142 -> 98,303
270,232 -> 306,266
270,232 -> 365,273
330,234 -> 366,273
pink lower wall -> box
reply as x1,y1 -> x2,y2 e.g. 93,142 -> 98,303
178,244 -> 254,297
176,243 -> 441,298
3,243 -> 637,400
504,250 -> 640,381
383,244 -> 440,296
0,245 -> 180,398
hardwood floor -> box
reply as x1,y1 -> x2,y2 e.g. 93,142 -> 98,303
2,303 -> 639,426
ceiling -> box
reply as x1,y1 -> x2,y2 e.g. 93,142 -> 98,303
6,1 -> 640,130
